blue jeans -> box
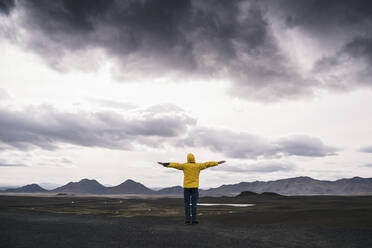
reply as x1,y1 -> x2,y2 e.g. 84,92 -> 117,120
184,188 -> 198,221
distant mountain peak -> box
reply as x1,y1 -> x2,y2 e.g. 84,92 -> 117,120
156,185 -> 183,195
123,179 -> 137,184
51,178 -> 106,194
106,179 -> 152,194
297,176 -> 313,179
352,176 -> 363,180
288,176 -> 314,181
79,178 -> 98,183
5,183 -> 47,193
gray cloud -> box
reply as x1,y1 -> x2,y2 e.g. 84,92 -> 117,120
215,161 -> 295,173
0,100 -> 339,159
9,0 -> 196,74
0,90 -> 340,160
0,103 -> 196,151
0,0 -> 14,15
312,36 -> 372,91
276,136 -> 339,157
0,0 -> 343,102
364,163 -> 372,167
344,37 -> 372,65
358,146 -> 372,153
271,0 -> 372,91
1,0 -> 371,102
179,127 -> 340,159
0,162 -> 26,167
272,0 -> 372,37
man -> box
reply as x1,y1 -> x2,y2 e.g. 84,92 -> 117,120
158,153 -> 226,225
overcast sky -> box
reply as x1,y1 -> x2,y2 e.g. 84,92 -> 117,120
1,0 -> 372,189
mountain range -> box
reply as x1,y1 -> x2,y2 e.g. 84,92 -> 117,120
1,176 -> 372,196
200,176 -> 372,196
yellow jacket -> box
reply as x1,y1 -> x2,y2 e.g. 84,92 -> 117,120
167,153 -> 218,188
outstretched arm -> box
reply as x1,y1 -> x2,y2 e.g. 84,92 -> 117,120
157,162 -> 184,170
199,160 -> 226,170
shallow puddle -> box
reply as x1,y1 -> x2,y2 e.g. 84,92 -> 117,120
197,203 -> 255,207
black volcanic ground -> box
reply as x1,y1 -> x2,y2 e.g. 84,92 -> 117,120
1,194 -> 372,248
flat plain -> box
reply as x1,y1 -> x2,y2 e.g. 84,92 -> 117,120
1,194 -> 372,248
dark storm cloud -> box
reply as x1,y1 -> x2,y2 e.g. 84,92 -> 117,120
271,0 -> 372,35
312,35 -> 372,91
215,161 -> 295,173
180,127 -> 340,159
344,37 -> 372,64
271,0 -> 372,91
11,0 -> 196,73
0,0 -> 15,15
2,0 -> 371,101
358,146 -> 372,153
0,0 -> 317,101
0,104 -> 196,151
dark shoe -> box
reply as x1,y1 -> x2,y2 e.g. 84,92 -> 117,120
185,220 -> 191,225
192,220 -> 199,224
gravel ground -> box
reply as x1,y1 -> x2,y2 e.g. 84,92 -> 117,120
1,195 -> 372,248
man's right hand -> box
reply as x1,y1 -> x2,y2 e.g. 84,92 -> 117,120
218,160 -> 226,164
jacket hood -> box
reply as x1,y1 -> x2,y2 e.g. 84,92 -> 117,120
187,153 -> 195,163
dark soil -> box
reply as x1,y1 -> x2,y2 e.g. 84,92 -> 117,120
0,194 -> 372,248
